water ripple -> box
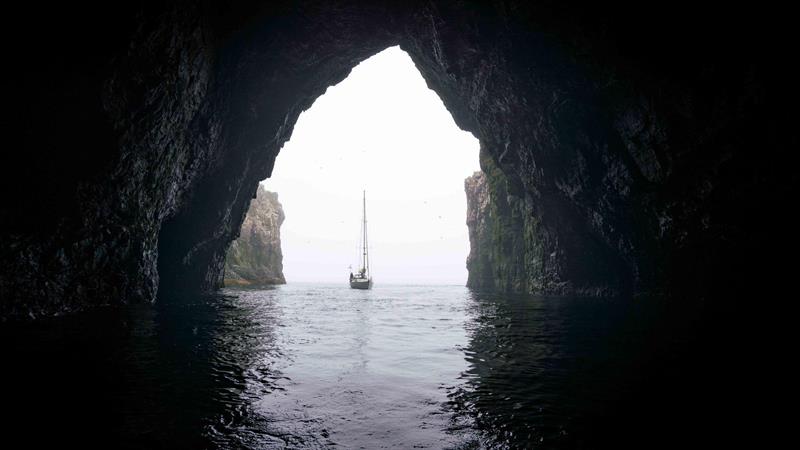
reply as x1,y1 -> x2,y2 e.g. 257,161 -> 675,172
4,284 -> 702,449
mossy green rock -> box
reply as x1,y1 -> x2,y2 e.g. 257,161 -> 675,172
466,148 -> 543,293
466,148 -> 619,296
223,186 -> 285,286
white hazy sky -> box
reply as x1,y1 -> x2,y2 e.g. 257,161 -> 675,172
262,46 -> 479,285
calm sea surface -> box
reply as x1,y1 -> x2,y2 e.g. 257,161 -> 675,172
4,283 -> 710,448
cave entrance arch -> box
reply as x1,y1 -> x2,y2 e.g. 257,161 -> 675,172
155,4 -> 632,300
5,6 -> 781,448
248,46 -> 480,285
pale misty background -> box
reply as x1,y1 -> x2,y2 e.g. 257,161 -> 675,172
262,47 -> 480,284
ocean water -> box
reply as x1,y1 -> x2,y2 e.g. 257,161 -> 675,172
4,283 -> 709,448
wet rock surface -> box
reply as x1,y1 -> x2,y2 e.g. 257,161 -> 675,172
1,1 -> 793,318
223,186 -> 285,286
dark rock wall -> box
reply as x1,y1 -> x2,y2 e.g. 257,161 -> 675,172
223,186 -> 285,286
2,1 -> 794,318
2,4 -> 213,317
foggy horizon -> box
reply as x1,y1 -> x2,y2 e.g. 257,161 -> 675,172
262,46 -> 480,285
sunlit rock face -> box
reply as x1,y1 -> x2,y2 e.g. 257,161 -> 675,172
223,186 -> 285,286
1,1 -> 790,318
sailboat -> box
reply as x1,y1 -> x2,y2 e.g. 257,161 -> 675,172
349,190 -> 373,290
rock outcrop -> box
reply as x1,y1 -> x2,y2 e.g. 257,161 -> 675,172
465,170 -> 492,290
2,1 -> 794,318
223,186 -> 285,286
465,152 -> 540,293
466,148 -> 620,296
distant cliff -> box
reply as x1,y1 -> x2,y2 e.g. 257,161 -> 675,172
224,186 -> 286,286
465,149 -> 543,293
465,149 -> 619,296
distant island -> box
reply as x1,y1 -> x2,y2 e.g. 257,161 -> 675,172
223,185 -> 286,286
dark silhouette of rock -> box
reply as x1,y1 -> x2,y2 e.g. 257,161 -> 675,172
223,186 -> 285,286
1,1 -> 794,318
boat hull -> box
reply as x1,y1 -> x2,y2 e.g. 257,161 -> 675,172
349,278 -> 372,290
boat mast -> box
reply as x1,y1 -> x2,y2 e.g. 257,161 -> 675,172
362,190 -> 369,276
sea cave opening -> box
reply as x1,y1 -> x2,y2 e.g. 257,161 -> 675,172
224,46 -> 480,287
2,2 -> 780,446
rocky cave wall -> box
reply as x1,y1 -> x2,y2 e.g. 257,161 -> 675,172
2,1 -> 793,318
466,146 -> 622,296
223,185 -> 285,286
466,152 -> 535,293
